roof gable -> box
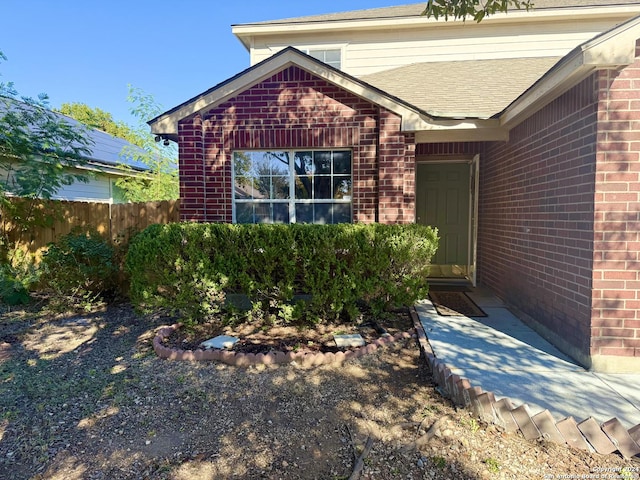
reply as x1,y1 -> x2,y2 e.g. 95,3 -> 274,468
148,47 -> 445,140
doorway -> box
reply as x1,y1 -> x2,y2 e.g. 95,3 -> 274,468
416,156 -> 479,284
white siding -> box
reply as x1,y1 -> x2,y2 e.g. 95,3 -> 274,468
52,174 -> 114,203
250,18 -> 623,76
1,159 -> 116,204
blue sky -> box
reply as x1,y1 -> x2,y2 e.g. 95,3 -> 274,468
1,0 -> 412,127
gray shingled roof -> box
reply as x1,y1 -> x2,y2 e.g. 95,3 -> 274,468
240,1 -> 640,25
360,57 -> 562,118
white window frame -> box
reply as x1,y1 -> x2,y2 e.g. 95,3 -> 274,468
232,149 -> 353,224
267,44 -> 347,70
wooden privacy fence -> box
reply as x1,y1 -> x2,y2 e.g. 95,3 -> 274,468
4,199 -> 180,253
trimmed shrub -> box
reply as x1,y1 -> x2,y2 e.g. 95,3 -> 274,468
126,223 -> 438,324
41,230 -> 117,309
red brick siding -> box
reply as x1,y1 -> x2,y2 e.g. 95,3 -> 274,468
416,142 -> 485,156
379,110 -> 415,223
178,115 -> 206,222
592,52 -> 640,359
178,66 -> 414,224
481,76 -> 599,358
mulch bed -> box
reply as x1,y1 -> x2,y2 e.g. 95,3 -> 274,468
163,307 -> 414,355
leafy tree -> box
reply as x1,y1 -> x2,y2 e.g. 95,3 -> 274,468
0,50 -> 93,255
114,86 -> 178,202
55,102 -> 145,147
423,0 -> 533,22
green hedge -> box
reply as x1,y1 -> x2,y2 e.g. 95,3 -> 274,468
125,223 -> 438,324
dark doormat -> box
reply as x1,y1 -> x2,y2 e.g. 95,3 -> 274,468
428,290 -> 487,317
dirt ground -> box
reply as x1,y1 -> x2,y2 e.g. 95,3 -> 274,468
0,302 -> 638,480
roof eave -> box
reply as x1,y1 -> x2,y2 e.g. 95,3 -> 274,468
82,161 -> 149,177
500,15 -> 640,129
232,5 -> 640,39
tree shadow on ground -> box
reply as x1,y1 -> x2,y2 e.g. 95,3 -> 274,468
1,303 -> 614,480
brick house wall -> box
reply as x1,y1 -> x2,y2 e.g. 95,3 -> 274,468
591,48 -> 640,367
481,76 -> 599,365
176,66 -> 414,225
415,59 -> 640,370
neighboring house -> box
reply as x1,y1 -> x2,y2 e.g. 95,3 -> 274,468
148,1 -> 640,373
0,99 -> 149,204
51,125 -> 149,204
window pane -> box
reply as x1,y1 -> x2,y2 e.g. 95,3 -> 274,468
314,203 -> 332,224
333,177 -> 352,199
295,203 -> 313,224
236,203 -> 254,223
295,151 -> 315,175
234,176 -> 253,199
333,151 -> 351,174
233,152 -> 253,177
314,151 -> 331,174
273,203 -> 290,223
314,177 -> 331,199
254,203 -> 272,224
272,176 -> 290,199
254,176 -> 271,199
333,203 -> 351,223
324,50 -> 341,63
265,151 -> 289,175
295,176 -> 312,199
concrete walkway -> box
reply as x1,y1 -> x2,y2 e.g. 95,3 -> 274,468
415,288 -> 640,430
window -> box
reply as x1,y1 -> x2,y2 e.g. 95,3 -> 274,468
233,150 -> 352,224
306,49 -> 342,70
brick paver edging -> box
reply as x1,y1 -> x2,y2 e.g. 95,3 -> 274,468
153,323 -> 415,367
410,308 -> 640,460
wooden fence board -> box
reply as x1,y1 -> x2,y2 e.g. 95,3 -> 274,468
3,198 -> 179,254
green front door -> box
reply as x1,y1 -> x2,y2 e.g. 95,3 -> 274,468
416,162 -> 470,278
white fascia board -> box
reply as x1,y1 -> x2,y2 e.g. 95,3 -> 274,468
500,15 -> 640,129
150,53 -> 299,137
232,6 -> 640,39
